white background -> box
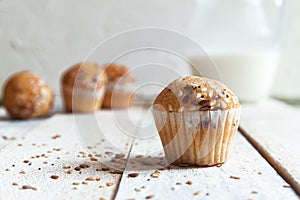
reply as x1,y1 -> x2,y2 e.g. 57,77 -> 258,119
0,0 -> 299,99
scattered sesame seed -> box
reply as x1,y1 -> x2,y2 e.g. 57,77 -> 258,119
86,177 -> 95,181
82,181 -> 88,185
50,175 -> 59,180
150,171 -> 160,178
106,183 -> 113,187
176,182 -> 182,185
145,195 -> 154,199
186,181 -> 193,185
51,135 -> 61,139
79,163 -> 90,168
229,175 -> 241,180
12,182 -> 18,186
22,185 -> 37,190
251,191 -> 258,194
73,182 -> 80,185
283,184 -> 291,188
128,173 -> 139,178
90,157 -> 98,161
67,170 -> 73,174
23,160 -> 30,163
75,167 -> 81,171
194,191 -> 201,196
19,170 -> 26,174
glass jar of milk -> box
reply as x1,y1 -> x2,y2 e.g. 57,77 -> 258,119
188,0 -> 284,102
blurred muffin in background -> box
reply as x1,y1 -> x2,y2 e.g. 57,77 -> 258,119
103,63 -> 135,109
61,62 -> 107,113
2,71 -> 54,119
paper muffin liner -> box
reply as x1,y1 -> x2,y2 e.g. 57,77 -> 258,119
62,86 -> 105,112
152,107 -> 241,166
103,82 -> 135,109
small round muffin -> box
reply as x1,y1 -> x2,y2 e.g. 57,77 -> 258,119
2,71 -> 54,119
152,76 -> 241,167
61,62 -> 107,112
103,63 -> 135,109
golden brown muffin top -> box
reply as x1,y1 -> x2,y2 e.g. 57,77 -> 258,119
62,62 -> 107,90
153,76 -> 240,112
2,71 -> 53,119
104,63 -> 135,83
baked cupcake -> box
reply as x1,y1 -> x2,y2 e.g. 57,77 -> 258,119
103,63 -> 135,109
152,76 -> 240,166
2,71 -> 54,119
61,62 -> 107,112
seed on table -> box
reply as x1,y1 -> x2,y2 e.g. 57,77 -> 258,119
251,191 -> 258,194
90,157 -> 98,161
115,153 -> 125,159
176,182 -> 182,185
67,170 -> 73,174
82,181 -> 88,185
194,191 -> 201,196
19,170 -> 26,174
128,173 -> 139,178
22,185 -> 37,190
229,175 -> 241,180
12,182 -> 18,186
145,195 -> 154,199
283,184 -> 291,188
23,160 -> 30,163
51,175 -> 59,179
106,183 -> 113,187
72,182 -> 80,185
186,180 -> 193,185
74,167 -> 81,171
5,168 -> 10,171
150,171 -> 160,178
79,163 -> 90,168
96,177 -> 101,181
86,177 -> 95,181
52,135 -> 61,139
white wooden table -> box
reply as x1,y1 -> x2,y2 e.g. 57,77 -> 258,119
0,99 -> 299,200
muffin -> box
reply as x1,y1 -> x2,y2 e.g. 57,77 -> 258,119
2,71 -> 54,119
103,63 -> 135,109
152,76 -> 241,166
61,62 -> 107,112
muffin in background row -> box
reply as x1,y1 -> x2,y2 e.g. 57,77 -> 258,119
152,76 -> 241,167
2,71 -> 54,119
61,62 -> 107,113
103,63 -> 135,109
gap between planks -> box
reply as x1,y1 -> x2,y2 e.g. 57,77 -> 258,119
239,126 -> 300,196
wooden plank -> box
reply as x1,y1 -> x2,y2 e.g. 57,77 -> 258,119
240,99 -> 300,196
116,130 -> 298,199
0,108 -> 42,150
0,107 -> 141,200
